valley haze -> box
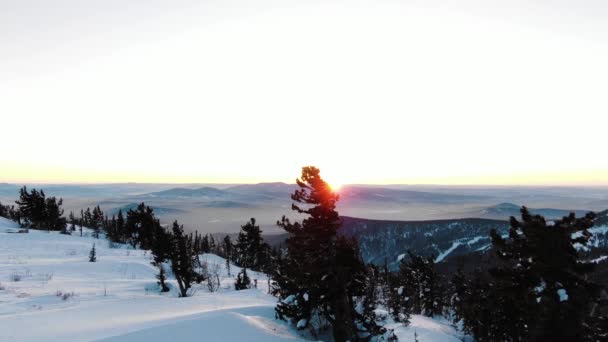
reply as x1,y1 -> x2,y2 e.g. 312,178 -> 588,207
1,182 -> 606,235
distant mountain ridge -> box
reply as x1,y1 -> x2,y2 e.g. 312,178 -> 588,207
478,202 -> 590,219
338,185 -> 490,204
107,203 -> 186,216
146,187 -> 229,198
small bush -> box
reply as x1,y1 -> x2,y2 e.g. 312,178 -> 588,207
235,268 -> 251,290
206,264 -> 221,293
10,272 -> 22,282
56,290 -> 76,301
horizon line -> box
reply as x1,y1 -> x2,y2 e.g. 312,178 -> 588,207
3,181 -> 608,188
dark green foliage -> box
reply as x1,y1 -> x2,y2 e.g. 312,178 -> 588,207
0,201 -> 18,221
395,251 -> 444,318
449,266 -> 466,325
457,207 -> 607,341
273,166 -> 379,342
89,243 -> 97,262
234,218 -> 271,272
68,211 -> 76,232
201,234 -> 210,254
224,235 -> 233,276
15,186 -> 66,231
167,220 -> 199,297
235,267 -> 251,290
125,203 -> 159,249
358,265 -> 389,340
91,205 -> 103,238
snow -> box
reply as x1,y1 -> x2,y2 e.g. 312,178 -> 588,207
397,253 -> 406,262
557,289 -> 568,302
589,225 -> 608,235
389,315 -> 462,342
0,218 -> 301,342
466,236 -> 484,245
589,255 -> 607,264
296,319 -> 307,329
435,242 -> 461,263
534,281 -> 546,294
0,217 -> 462,341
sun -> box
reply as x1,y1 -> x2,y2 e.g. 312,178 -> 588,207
328,182 -> 343,192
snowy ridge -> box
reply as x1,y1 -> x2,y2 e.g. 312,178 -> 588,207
0,217 -> 460,341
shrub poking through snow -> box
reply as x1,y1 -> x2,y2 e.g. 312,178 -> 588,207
206,263 -> 221,293
56,290 -> 76,301
10,272 -> 24,282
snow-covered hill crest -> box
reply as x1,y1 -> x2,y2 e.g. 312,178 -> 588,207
0,217 -> 461,341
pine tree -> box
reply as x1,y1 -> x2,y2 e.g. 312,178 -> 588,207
69,211 -> 76,232
15,187 -> 66,231
450,266 -> 467,325
274,166 -> 375,341
224,235 -> 233,276
91,205 -> 103,238
359,265 -> 389,339
235,218 -> 271,271
395,251 -> 443,318
125,203 -> 159,249
209,235 -> 216,253
167,220 -> 199,297
116,209 -> 125,242
488,207 -> 604,341
201,234 -> 210,253
235,267 -> 251,290
84,207 -> 92,228
89,243 -> 97,262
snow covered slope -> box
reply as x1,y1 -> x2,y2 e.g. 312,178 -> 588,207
0,217 -> 461,341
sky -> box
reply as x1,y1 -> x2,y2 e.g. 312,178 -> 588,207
2,0 -> 608,186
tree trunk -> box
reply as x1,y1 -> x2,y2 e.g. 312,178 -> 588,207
176,276 -> 187,297
331,272 -> 358,342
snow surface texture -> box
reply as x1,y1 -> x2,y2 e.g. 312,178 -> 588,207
0,217 -> 460,341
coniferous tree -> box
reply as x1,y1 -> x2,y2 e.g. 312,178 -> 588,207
209,235 -> 216,253
79,209 -> 85,236
69,211 -> 76,232
450,266 -> 467,325
274,166 -> 377,341
235,218 -> 271,271
201,234 -> 210,253
84,207 -> 92,227
235,267 -> 252,290
167,220 -> 199,297
223,235 -> 233,276
116,210 -> 125,241
487,207 -> 605,341
125,203 -> 158,249
15,187 -> 66,231
148,221 -> 172,292
91,205 -> 103,238
89,243 -> 97,262
395,251 -> 443,318
358,265 -> 391,340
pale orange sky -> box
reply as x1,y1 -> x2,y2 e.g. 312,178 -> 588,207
2,0 -> 608,186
